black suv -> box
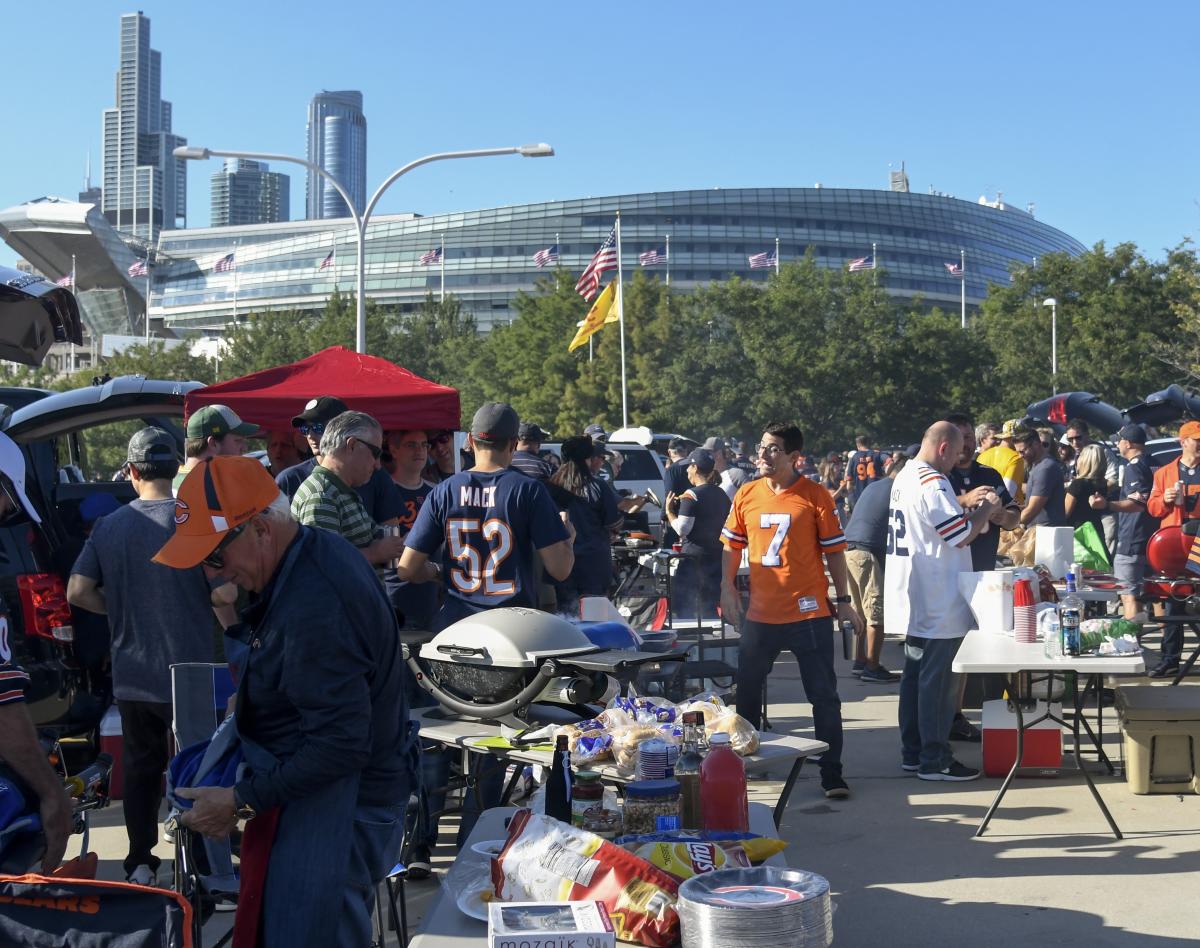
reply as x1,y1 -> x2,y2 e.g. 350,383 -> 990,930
1,376 -> 204,734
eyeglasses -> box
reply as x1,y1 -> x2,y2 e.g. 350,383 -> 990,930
754,443 -> 784,457
355,438 -> 383,460
203,522 -> 248,570
1066,435 -> 1085,443
297,423 -> 325,437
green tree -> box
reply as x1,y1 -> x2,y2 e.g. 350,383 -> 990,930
392,294 -> 486,426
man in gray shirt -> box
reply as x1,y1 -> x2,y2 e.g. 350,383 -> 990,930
1014,428 -> 1067,527
68,427 -> 216,886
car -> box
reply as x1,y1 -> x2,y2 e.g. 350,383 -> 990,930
0,375 -> 203,733
541,441 -> 668,533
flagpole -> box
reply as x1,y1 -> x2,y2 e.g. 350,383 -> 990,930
439,234 -> 445,303
872,241 -> 878,286
774,236 -> 780,275
233,240 -> 239,323
615,212 -> 628,429
960,248 -> 966,330
70,255 -> 77,371
147,173 -> 154,342
556,232 -> 560,263
665,234 -> 670,287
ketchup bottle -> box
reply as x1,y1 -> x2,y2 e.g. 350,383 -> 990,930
700,732 -> 749,832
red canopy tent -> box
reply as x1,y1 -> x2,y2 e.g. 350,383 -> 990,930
184,346 -> 460,432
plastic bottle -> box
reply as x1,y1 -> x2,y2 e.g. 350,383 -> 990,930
674,711 -> 704,830
1043,613 -> 1062,660
700,732 -> 748,832
1059,564 -> 1083,657
545,734 -> 573,823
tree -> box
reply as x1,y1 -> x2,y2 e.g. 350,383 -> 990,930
392,294 -> 486,426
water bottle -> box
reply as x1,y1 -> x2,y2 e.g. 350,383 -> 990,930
1043,614 -> 1062,659
1059,563 -> 1083,658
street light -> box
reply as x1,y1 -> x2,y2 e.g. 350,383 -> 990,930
1042,297 -> 1058,394
174,142 -> 554,353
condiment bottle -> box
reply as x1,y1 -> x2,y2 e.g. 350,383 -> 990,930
674,711 -> 704,830
700,732 -> 748,832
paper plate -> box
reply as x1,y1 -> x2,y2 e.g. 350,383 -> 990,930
455,884 -> 492,922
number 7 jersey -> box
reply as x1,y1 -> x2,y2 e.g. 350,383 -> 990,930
882,460 -> 973,639
405,468 -> 570,610
720,476 -> 846,623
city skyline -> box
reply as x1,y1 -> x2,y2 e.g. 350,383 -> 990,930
305,90 -> 367,220
2,1 -> 1197,270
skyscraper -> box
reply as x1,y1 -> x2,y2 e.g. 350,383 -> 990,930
210,159 -> 290,227
101,12 -> 187,242
305,91 -> 367,220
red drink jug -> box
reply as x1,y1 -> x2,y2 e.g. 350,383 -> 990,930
700,733 -> 749,832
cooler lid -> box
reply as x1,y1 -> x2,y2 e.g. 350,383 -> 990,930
1116,685 -> 1200,720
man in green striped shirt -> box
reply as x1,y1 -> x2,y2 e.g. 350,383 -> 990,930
291,411 -> 407,573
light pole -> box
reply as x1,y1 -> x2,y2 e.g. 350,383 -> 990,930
174,143 -> 554,353
1042,297 -> 1058,394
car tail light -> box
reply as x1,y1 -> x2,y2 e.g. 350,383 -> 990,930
17,573 -> 75,643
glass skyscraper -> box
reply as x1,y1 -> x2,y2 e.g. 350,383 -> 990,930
100,12 -> 187,241
305,91 -> 367,220
210,159 -> 290,227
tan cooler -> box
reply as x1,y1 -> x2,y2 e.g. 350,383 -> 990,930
1116,685 -> 1200,794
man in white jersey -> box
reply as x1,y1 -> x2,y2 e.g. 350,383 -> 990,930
886,421 -> 998,782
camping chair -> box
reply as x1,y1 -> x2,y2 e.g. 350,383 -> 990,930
170,662 -> 240,947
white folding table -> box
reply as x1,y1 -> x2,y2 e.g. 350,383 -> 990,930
952,629 -> 1144,838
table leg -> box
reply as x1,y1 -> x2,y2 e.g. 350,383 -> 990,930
500,764 -> 524,805
1073,675 -> 1114,775
772,757 -> 805,829
1070,674 -> 1123,839
976,685 -> 1026,838
1170,622 -> 1200,686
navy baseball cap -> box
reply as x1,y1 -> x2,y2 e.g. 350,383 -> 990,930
1117,423 -> 1147,444
471,403 -> 519,442
687,447 -> 716,473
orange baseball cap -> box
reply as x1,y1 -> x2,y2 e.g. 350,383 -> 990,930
1181,421 -> 1200,441
154,456 -> 281,569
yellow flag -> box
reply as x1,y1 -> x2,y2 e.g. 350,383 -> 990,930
568,281 -> 617,352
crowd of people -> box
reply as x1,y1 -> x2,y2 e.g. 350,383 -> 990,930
1,388 -> 1193,943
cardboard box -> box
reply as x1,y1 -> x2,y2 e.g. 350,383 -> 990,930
488,901 -> 615,948
982,699 -> 1063,777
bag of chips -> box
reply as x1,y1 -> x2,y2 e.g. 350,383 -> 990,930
631,840 -> 752,881
616,830 -> 788,864
493,808 -> 680,947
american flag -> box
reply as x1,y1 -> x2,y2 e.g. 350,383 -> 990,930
944,261 -> 964,276
214,252 -> 236,273
318,250 -> 334,271
575,227 -> 618,301
848,254 -> 875,272
55,274 -> 74,287
748,251 -> 777,270
128,259 -> 149,277
420,247 -> 442,266
639,247 -> 666,267
533,244 -> 559,267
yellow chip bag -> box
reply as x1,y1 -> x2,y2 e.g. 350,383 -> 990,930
633,841 -> 752,881
740,837 -> 788,863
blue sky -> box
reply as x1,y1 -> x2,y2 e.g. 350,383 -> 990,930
4,1 -> 1197,268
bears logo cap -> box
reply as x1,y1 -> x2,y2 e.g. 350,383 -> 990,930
153,456 -> 281,569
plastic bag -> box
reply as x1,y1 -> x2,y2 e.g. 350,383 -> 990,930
493,808 -> 680,947
631,841 -> 751,881
1079,617 -> 1140,652
676,693 -> 727,729
1073,521 -> 1112,572
615,830 -> 788,864
706,707 -> 760,756
611,721 -> 680,775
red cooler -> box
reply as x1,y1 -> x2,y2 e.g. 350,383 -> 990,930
982,699 -> 1063,777
99,705 -> 125,799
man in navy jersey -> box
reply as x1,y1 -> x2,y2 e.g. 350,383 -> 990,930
383,428 -> 439,630
845,434 -> 887,506
397,403 -> 574,868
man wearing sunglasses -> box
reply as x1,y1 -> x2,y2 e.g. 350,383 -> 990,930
154,457 -> 414,946
67,427 -> 217,886
275,395 -> 405,530
291,411 -> 407,574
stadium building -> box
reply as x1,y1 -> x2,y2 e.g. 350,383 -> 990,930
0,186 -> 1085,338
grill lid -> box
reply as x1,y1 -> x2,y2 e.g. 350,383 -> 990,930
418,607 -> 598,670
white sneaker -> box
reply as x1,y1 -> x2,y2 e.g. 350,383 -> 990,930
127,865 -> 156,887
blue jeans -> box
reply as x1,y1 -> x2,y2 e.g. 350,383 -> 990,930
735,617 -> 843,775
1162,599 -> 1184,664
898,635 -> 963,773
335,802 -> 406,948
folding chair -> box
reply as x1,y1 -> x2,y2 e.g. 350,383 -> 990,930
170,662 -> 240,947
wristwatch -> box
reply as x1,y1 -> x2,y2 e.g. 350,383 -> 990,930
834,595 -> 852,604
233,786 -> 257,821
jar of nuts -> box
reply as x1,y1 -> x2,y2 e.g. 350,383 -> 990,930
622,779 -> 681,836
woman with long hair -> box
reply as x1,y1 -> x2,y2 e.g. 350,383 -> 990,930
1065,442 -> 1111,560
547,436 -> 623,614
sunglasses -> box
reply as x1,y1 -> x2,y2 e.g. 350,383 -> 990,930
355,438 -> 383,460
203,521 -> 248,570
431,433 -> 451,446
297,422 -> 326,437
1066,435 -> 1085,443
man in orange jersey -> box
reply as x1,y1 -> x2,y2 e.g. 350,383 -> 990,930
720,422 -> 864,799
